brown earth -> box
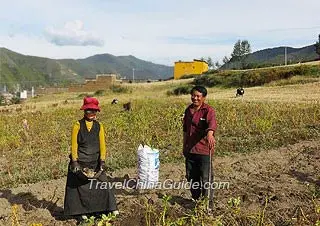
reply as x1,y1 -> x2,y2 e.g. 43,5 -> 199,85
0,140 -> 319,226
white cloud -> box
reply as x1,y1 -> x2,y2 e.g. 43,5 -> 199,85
45,20 -> 104,47
0,34 -> 104,60
1,0 -> 320,65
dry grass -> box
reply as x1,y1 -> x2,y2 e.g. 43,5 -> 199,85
0,78 -> 319,225
230,60 -> 320,72
2,78 -> 319,115
203,81 -> 320,103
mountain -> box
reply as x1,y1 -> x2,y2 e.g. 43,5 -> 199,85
73,54 -> 172,80
0,48 -> 82,89
0,48 -> 174,89
223,44 -> 319,69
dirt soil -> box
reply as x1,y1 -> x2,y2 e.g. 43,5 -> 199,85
0,140 -> 319,226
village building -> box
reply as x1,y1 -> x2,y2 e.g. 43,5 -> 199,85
68,74 -> 121,92
174,59 -> 208,79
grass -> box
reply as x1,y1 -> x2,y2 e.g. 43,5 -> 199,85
193,64 -> 320,88
0,80 -> 320,188
140,193 -> 320,226
1,74 -> 320,226
265,76 -> 320,86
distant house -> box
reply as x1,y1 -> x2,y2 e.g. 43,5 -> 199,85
68,74 -> 121,92
174,59 -> 208,79
20,90 -> 28,99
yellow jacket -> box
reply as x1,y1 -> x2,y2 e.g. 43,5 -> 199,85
71,120 -> 106,161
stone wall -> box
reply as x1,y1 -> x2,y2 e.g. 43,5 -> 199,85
68,74 -> 120,92
35,87 -> 68,95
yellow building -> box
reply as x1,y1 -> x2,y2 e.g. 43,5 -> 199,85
174,59 -> 208,79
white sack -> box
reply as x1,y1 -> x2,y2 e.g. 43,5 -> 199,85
137,144 -> 160,189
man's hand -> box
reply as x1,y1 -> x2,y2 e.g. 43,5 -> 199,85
70,161 -> 81,173
206,131 -> 216,151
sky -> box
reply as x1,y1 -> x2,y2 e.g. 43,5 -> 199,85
0,0 -> 319,66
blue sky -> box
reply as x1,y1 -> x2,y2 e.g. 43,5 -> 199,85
0,0 -> 319,66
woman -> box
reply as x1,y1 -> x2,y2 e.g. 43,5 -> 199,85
64,96 -> 118,217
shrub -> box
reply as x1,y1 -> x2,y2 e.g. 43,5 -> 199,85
94,90 -> 106,96
193,64 -> 320,88
110,85 -> 131,93
11,96 -> 21,104
0,95 -> 5,106
77,93 -> 91,98
180,74 -> 196,79
193,75 -> 223,87
167,85 -> 192,96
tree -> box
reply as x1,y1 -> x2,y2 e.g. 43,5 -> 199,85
315,34 -> 320,60
231,40 -> 242,61
207,57 -> 213,69
222,56 -> 230,64
200,56 -> 213,69
230,40 -> 251,68
240,40 -> 251,56
214,61 -> 221,69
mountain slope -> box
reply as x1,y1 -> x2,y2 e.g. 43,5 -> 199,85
0,48 -> 174,89
248,45 -> 318,64
0,48 -> 84,89
223,44 -> 319,69
75,54 -> 172,80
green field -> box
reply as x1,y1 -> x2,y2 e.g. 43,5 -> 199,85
0,66 -> 320,225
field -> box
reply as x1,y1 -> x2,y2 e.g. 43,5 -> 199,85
0,77 -> 319,225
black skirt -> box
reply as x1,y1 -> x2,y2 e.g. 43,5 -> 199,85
64,161 -> 117,216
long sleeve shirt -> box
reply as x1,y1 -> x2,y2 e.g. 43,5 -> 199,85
71,120 -> 107,161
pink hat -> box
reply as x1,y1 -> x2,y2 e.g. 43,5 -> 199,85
80,97 -> 101,111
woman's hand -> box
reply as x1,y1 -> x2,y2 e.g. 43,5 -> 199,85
70,161 -> 81,173
99,160 -> 106,171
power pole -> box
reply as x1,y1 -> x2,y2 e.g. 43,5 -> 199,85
284,46 -> 287,65
132,68 -> 135,82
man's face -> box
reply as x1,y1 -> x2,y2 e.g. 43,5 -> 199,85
191,90 -> 205,107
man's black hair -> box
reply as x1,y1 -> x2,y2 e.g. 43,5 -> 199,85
191,85 -> 207,97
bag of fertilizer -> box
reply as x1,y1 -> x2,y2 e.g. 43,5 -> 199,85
137,144 -> 160,189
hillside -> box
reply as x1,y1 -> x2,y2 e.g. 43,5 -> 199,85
223,44 -> 319,69
74,54 -> 172,80
248,45 -> 318,64
0,48 -> 174,90
0,48 -> 83,89
0,81 -> 319,225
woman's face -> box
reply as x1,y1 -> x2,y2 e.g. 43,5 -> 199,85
191,90 -> 205,107
84,109 -> 97,120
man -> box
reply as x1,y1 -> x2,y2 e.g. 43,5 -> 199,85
183,86 -> 217,208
